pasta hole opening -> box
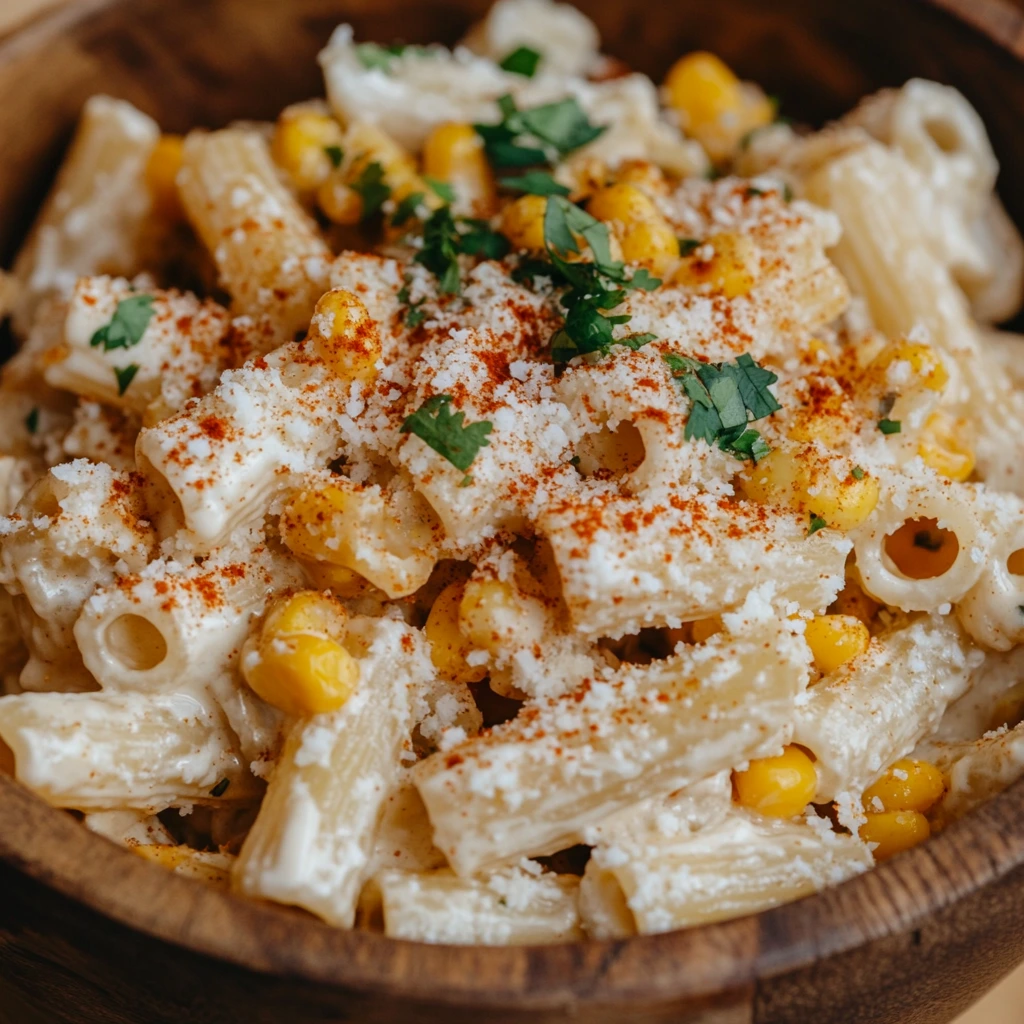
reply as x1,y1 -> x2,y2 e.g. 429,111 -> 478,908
34,491 -> 62,519
0,737 -> 14,776
105,614 -> 168,671
598,626 -> 693,666
883,517 -> 960,580
573,421 -> 646,480
923,118 -> 962,154
1007,549 -> 1024,576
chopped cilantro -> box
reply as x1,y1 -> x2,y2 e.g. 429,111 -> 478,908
458,218 -> 511,259
878,418 -> 902,435
808,513 -> 828,536
851,466 -> 865,480
424,176 -> 457,204
474,94 -> 605,168
540,195 -> 660,363
414,207 -> 510,294
351,161 -> 391,221
24,408 -> 39,434
391,191 -> 426,227
355,42 -> 419,72
114,364 -> 140,396
400,394 -> 492,472
745,186 -> 767,198
678,238 -> 702,257
782,182 -> 794,202
499,45 -> 542,77
405,305 -> 427,328
705,165 -> 724,181
90,294 -> 154,352
663,352 -> 780,462
324,144 -> 344,169
210,778 -> 230,798
498,170 -> 571,196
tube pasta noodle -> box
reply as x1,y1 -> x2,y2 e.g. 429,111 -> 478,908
4,0 -> 1024,946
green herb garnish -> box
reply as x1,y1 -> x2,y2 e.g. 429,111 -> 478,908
351,161 -> 391,221
415,206 -> 510,294
24,408 -> 39,434
851,466 -> 865,480
663,352 -> 780,462
474,94 -> 605,168
424,176 -> 457,204
115,364 -> 140,396
808,513 -> 828,536
498,170 -> 571,196
878,418 -> 902,435
355,42 -> 418,72
90,294 -> 154,352
324,144 -> 344,169
678,238 -> 702,257
400,394 -> 493,472
499,45 -> 542,78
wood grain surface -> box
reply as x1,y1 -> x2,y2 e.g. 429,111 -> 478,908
3,1 -> 1024,1023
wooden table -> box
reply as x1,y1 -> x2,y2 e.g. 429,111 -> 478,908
0,1 -> 1022,1022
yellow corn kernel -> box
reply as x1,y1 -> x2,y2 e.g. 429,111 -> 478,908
133,844 -> 231,885
859,810 -> 930,862
672,232 -> 758,299
272,108 -> 345,191
500,194 -> 548,251
346,121 -> 424,203
301,560 -> 371,598
619,218 -> 680,277
918,410 -> 975,482
742,449 -> 880,531
425,581 -> 486,684
144,134 -> 185,220
458,578 -> 546,654
614,160 -> 669,197
422,122 -> 496,216
804,614 -> 870,676
690,616 -> 723,644
242,591 -> 359,716
732,745 -> 818,818
308,289 -> 381,381
316,176 -> 364,225
587,183 -> 661,227
664,52 -> 743,134
829,578 -> 881,627
863,759 -> 945,814
872,341 -> 949,393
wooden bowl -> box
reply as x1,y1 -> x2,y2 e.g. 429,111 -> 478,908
3,1 -> 1024,1021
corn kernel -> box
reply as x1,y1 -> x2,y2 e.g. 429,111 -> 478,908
690,616 -> 723,644
500,194 -> 548,251
425,581 -> 486,684
872,341 -> 949,393
733,745 -> 818,818
301,559 -> 371,598
308,289 -> 381,381
918,410 -> 975,482
614,160 -> 669,197
346,121 -> 423,203
587,183 -> 661,227
742,449 -> 880,531
664,52 -> 743,135
272,109 -> 345,191
804,614 -> 870,675
317,176 -> 363,225
242,591 -> 359,716
673,232 -> 758,298
863,759 -> 945,814
859,810 -> 930,861
459,578 -> 546,654
144,134 -> 185,220
422,122 -> 497,216
619,217 -> 680,277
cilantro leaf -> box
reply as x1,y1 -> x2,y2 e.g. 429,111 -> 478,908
356,42 -> 417,72
474,95 -> 605,168
400,394 -> 493,472
745,186 -> 766,198
424,176 -> 457,204
415,207 -> 511,294
324,145 -> 344,169
498,170 -> 570,196
90,294 -> 155,352
499,45 -> 542,77
391,191 -> 426,227
115,364 -> 140,396
808,513 -> 828,536
678,238 -> 702,257
878,418 -> 902,435
24,408 -> 39,434
664,352 -> 780,462
851,466 -> 865,480
458,218 -> 511,259
351,161 -> 391,221
405,304 -> 427,328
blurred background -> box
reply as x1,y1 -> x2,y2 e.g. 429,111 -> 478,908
0,1 -> 1022,1022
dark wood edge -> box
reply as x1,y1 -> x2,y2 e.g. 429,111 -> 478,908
2,0 -> 1024,1011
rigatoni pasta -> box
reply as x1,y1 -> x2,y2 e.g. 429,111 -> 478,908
3,0 -> 1024,947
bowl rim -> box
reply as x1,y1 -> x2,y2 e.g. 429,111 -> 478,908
4,0 -> 1024,1009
